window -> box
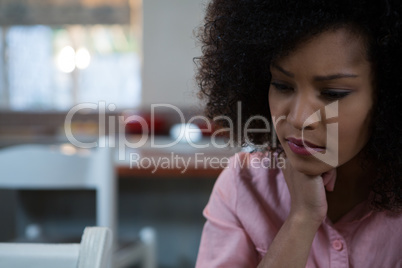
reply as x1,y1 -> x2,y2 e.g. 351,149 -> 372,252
0,0 -> 141,111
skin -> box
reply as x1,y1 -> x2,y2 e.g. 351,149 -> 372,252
258,27 -> 376,268
269,27 -> 375,222
269,28 -> 374,176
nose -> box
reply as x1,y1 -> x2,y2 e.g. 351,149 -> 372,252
287,94 -> 321,130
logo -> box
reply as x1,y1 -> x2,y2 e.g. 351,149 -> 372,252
302,101 -> 339,167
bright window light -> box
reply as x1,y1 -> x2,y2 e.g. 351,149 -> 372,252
75,47 -> 91,70
57,46 -> 76,73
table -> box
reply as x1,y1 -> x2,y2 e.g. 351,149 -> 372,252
115,137 -> 240,179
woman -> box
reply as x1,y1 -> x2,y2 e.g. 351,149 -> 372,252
195,0 -> 402,267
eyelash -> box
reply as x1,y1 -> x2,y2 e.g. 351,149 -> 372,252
270,82 -> 351,100
270,82 -> 292,92
321,90 -> 351,100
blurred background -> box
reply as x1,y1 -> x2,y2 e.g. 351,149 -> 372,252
0,0 -> 239,267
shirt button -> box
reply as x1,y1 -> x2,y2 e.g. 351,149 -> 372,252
332,239 -> 343,251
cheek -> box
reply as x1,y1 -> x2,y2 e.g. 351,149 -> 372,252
268,91 -> 284,128
269,104 -> 284,136
338,109 -> 372,162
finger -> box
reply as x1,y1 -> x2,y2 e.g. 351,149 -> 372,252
280,157 -> 293,187
279,155 -> 289,175
322,169 -> 337,192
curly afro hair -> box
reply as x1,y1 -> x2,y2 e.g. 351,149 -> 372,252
195,0 -> 402,212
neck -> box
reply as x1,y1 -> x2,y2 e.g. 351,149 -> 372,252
326,151 -> 374,223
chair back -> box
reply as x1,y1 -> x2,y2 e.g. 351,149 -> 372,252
0,143 -> 108,188
0,142 -> 117,246
0,226 -> 112,268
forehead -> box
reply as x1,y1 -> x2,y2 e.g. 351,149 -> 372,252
272,28 -> 370,75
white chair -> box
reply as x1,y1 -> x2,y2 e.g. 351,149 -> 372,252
0,141 -> 157,268
0,226 -> 112,268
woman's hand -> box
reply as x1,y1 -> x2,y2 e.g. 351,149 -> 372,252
281,158 -> 337,225
258,159 -> 337,268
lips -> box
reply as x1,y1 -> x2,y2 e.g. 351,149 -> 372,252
286,137 -> 325,156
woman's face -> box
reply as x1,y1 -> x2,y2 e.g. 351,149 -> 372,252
269,28 -> 374,176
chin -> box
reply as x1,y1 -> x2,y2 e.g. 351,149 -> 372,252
288,157 -> 335,176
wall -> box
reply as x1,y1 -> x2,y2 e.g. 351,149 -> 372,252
142,0 -> 206,109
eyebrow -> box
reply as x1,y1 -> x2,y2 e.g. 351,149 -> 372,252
271,63 -> 359,81
314,73 -> 359,81
271,63 -> 294,78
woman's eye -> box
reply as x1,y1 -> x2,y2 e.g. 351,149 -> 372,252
270,82 -> 293,92
321,90 -> 351,100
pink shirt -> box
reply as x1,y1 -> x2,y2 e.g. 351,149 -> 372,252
196,152 -> 402,268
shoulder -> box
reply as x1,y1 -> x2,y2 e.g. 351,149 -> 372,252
207,151 -> 290,253
221,151 -> 286,189
213,151 -> 289,213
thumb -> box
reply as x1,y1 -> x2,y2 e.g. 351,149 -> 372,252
322,169 -> 337,192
